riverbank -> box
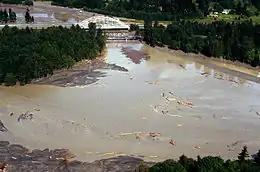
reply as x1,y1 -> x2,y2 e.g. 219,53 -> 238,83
153,46 -> 260,84
0,141 -> 154,172
32,52 -> 128,87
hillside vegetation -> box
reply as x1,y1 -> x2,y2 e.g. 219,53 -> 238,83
137,19 -> 260,67
0,24 -> 106,86
136,147 -> 260,172
52,0 -> 260,21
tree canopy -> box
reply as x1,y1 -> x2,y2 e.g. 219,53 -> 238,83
0,8 -> 16,23
136,147 -> 260,172
0,24 -> 106,86
52,0 -> 260,20
142,19 -> 260,67
1,0 -> 33,5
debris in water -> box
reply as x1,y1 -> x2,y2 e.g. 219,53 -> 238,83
161,110 -> 168,115
169,91 -> 174,96
147,81 -> 166,85
177,100 -> 194,107
195,80 -> 205,84
163,114 -> 182,118
221,116 -> 229,120
102,152 -> 126,158
177,124 -> 183,127
227,141 -> 241,151
18,112 -> 34,122
135,134 -> 141,140
149,132 -> 161,138
169,139 -> 175,146
200,72 -> 210,77
249,108 -> 260,117
194,146 -> 201,150
149,156 -> 159,158
179,64 -> 186,70
34,108 -> 40,112
193,115 -> 202,119
118,132 -> 145,136
165,97 -> 177,102
0,120 -> 8,132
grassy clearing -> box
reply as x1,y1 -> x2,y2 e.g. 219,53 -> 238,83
119,17 -> 170,25
119,14 -> 260,25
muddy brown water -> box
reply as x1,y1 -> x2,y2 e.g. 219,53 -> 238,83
0,43 -> 260,162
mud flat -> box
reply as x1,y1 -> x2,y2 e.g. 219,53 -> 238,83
0,141 -> 154,172
152,46 -> 260,84
32,56 -> 128,87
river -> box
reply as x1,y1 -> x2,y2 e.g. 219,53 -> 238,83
0,43 -> 260,162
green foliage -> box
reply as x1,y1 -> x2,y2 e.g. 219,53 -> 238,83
51,0 -> 260,20
23,0 -> 33,6
135,163 -> 149,172
25,8 -> 34,23
143,150 -> 260,172
0,0 -> 23,4
150,159 -> 187,172
0,8 -> 16,23
255,150 -> 260,165
238,146 -> 249,163
142,20 -> 260,67
4,73 -> 16,86
0,24 -> 106,85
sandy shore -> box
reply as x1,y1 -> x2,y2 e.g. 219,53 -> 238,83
154,46 -> 260,83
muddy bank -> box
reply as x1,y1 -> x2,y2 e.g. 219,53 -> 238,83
154,46 -> 260,84
122,46 -> 149,64
0,141 -> 154,172
32,56 -> 128,87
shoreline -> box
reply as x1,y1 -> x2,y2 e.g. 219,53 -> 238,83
154,46 -> 260,84
0,141 -> 154,172
31,51 -> 128,87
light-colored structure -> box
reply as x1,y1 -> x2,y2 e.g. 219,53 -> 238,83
79,15 -> 130,30
222,9 -> 231,14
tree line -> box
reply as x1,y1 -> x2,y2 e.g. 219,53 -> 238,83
1,0 -> 33,6
140,19 -> 260,67
52,0 -> 260,20
0,24 -> 106,86
136,146 -> 260,172
0,8 -> 16,23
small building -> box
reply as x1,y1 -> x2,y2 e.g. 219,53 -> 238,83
222,9 -> 231,14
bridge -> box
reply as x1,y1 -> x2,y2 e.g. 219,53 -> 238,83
79,15 -> 130,30
0,15 -> 142,41
78,15 -> 141,41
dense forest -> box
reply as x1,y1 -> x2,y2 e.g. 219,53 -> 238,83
0,0 -> 33,5
139,19 -> 260,67
136,147 -> 260,172
0,8 -> 16,23
52,0 -> 260,20
0,24 -> 106,86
